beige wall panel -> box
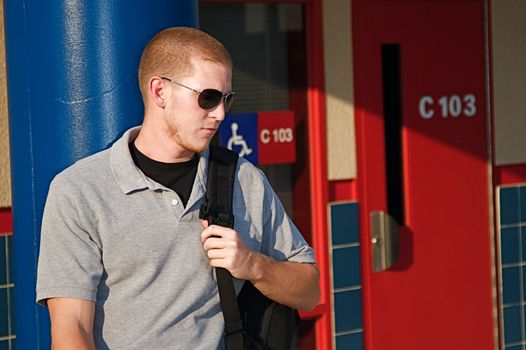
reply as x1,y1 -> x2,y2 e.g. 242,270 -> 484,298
323,0 -> 357,180
493,1 -> 526,165
0,0 -> 11,208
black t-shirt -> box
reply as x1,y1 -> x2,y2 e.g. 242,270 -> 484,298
129,142 -> 199,207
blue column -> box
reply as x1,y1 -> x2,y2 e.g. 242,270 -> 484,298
4,1 -> 198,348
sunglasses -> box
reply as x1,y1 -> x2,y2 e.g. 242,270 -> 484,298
161,77 -> 236,112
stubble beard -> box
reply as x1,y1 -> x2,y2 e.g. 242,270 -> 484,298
164,120 -> 210,155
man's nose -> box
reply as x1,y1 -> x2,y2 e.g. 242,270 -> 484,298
209,102 -> 226,121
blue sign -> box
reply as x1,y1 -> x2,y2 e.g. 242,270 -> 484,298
219,113 -> 259,165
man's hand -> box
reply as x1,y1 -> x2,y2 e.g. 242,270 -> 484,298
200,221 -> 320,311
200,221 -> 258,280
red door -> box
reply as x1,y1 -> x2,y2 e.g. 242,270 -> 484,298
353,1 -> 495,349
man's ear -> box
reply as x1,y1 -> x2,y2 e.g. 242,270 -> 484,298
148,77 -> 167,108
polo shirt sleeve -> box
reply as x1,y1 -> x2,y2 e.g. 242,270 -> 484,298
36,174 -> 104,306
259,174 -> 316,264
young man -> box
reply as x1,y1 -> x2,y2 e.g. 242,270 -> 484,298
36,27 -> 319,349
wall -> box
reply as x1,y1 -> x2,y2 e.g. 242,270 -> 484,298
497,185 -> 526,350
329,201 -> 363,349
323,0 -> 356,180
0,0 -> 11,208
492,0 -> 526,166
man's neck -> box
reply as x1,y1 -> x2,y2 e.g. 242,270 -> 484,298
134,119 -> 195,163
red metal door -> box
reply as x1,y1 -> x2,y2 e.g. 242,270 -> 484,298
353,1 -> 495,349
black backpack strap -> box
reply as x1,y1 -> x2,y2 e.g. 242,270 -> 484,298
199,145 -> 238,228
199,145 -> 243,350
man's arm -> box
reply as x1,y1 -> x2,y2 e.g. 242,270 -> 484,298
201,223 -> 321,311
246,254 -> 320,311
47,298 -> 95,350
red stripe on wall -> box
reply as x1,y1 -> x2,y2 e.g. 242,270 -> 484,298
0,208 -> 13,234
329,180 -> 358,202
494,165 -> 526,186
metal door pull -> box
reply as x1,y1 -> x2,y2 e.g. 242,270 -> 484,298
370,211 -> 400,272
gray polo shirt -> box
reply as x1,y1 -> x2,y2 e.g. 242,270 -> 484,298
36,127 -> 315,350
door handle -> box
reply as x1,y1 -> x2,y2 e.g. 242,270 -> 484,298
370,211 -> 400,272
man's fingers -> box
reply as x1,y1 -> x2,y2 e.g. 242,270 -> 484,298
206,248 -> 227,260
202,237 -> 228,251
208,257 -> 228,269
200,226 -> 220,243
200,225 -> 234,243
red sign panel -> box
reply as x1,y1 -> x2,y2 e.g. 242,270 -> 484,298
257,111 -> 296,165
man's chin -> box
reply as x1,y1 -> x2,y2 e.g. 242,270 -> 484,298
188,142 -> 211,154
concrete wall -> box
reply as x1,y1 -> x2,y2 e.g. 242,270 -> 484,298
323,0 -> 356,180
0,0 -> 11,208
492,0 -> 526,166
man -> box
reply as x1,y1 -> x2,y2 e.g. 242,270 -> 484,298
37,27 -> 319,349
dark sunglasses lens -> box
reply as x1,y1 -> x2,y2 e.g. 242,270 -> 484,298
198,89 -> 223,110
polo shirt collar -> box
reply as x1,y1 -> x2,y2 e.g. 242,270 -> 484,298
110,127 -> 150,194
187,149 -> 208,211
110,127 -> 209,202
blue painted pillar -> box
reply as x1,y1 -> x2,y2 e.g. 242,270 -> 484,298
4,1 -> 198,348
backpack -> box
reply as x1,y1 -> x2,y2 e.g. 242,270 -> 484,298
199,145 -> 300,350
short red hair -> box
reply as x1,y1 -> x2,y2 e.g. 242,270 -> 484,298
138,27 -> 233,103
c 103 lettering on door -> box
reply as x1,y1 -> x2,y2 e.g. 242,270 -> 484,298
418,94 -> 477,119
260,127 -> 294,144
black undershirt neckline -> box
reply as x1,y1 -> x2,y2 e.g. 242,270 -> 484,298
129,141 -> 199,207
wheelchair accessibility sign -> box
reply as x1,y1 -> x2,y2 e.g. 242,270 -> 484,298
219,111 -> 296,166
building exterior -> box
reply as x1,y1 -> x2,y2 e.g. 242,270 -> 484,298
1,0 -> 525,349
